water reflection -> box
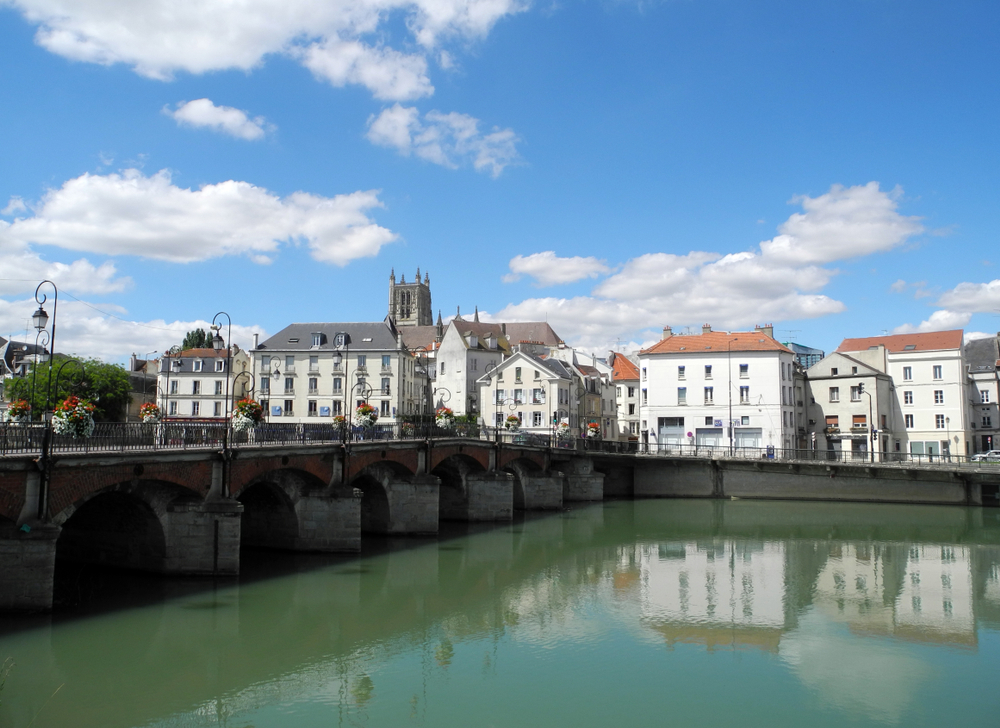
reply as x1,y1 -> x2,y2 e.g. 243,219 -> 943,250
0,501 -> 998,728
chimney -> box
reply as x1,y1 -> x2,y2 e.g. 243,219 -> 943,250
253,333 -> 259,350
501,323 -> 507,335
755,323 -> 774,338
129,353 -> 138,371
702,323 -> 712,335
662,325 -> 673,339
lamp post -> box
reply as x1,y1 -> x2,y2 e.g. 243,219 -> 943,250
332,332 -> 350,425
484,362 -> 501,443
727,337 -> 738,456
859,381 -> 874,463
945,416 -> 951,461
29,281 -> 59,421
211,312 -> 232,419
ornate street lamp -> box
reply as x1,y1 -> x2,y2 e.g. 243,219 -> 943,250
211,312 -> 232,420
29,280 -> 59,421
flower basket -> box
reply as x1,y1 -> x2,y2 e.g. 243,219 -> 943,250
139,402 -> 161,423
435,407 -> 455,429
504,415 -> 521,432
333,415 -> 347,430
585,422 -> 602,439
355,403 -> 379,429
402,422 -> 415,437
232,398 -> 264,433
52,395 -> 96,438
5,399 -> 30,424
556,418 -> 572,440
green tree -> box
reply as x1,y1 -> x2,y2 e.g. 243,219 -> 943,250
6,356 -> 132,422
181,329 -> 211,350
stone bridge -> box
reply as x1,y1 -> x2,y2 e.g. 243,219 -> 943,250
3,437 -> 999,612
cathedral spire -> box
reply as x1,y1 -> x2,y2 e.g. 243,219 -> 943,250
474,305 -> 479,323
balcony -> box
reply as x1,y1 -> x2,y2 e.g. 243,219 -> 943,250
284,365 -> 296,374
381,365 -> 393,374
308,388 -> 318,396
284,388 -> 295,396
824,426 -> 840,434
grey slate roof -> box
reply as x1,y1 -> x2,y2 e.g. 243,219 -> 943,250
257,322 -> 402,352
503,322 -> 562,346
965,336 -> 999,373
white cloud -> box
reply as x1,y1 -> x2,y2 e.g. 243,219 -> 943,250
937,279 -> 1000,312
1,197 -> 27,216
296,40 -> 433,101
759,182 -> 923,265
965,331 -> 994,343
6,0 -> 525,100
167,99 -> 271,140
1,168 -> 397,266
503,252 -> 611,286
891,309 -> 972,335
366,104 -> 520,177
890,278 -> 906,293
0,295 -> 264,363
0,238 -> 132,297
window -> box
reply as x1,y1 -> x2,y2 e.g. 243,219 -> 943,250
903,366 -> 912,381
851,366 -> 858,375
309,355 -> 319,371
628,404 -> 635,415
515,367 -> 522,382
312,333 -> 322,347
881,414 -> 887,428
905,414 -> 914,428
705,365 -> 712,379
169,401 -> 177,415
332,401 -> 342,415
307,400 -> 317,416
260,378 -> 270,394
678,366 -> 685,380
215,360 -> 225,372
213,402 -> 222,417
936,414 -> 946,429
983,415 -> 992,428
704,386 -> 713,404
309,377 -> 318,394
831,367 -> 838,376
193,360 -> 203,372
642,367 -> 647,381
514,388 -> 524,404
472,359 -> 478,371
904,390 -> 913,405
617,386 -> 622,398
170,380 -> 178,394
440,360 -> 445,374
829,386 -> 839,402
825,415 -> 839,429
628,386 -> 635,398
532,388 -> 545,404
381,401 -> 390,417
982,390 -> 991,404
496,389 -> 506,405
740,386 -> 750,404
215,380 -> 223,395
381,377 -> 391,395
191,401 -> 200,416
675,387 -> 683,405
357,355 -> 367,368
852,414 -> 867,428
705,416 -> 714,426
285,356 -> 295,369
533,368 -> 539,379
933,365 -> 942,380
192,381 -> 201,395
741,416 -> 750,426
533,411 -> 543,427
850,386 -> 862,402
284,400 -> 294,415
382,355 -> 391,368
739,364 -> 748,378
333,378 -> 342,392
934,390 -> 944,405
261,355 -> 271,369
284,377 -> 294,394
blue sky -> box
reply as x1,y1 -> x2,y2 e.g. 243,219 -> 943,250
1,0 -> 998,362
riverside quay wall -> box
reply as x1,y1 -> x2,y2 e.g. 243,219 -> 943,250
2,437 -> 999,612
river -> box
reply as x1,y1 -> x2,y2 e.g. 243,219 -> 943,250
1,499 -> 999,727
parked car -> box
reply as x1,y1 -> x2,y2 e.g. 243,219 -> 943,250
511,433 -> 549,446
971,450 -> 1000,462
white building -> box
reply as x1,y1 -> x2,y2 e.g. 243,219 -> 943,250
609,352 -> 640,441
963,335 -> 1000,454
433,319 -> 511,416
837,330 -> 969,459
159,346 -> 251,421
638,324 -> 797,453
253,321 -> 428,424
475,349 -> 576,435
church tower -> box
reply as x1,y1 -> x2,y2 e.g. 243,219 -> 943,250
388,268 -> 433,327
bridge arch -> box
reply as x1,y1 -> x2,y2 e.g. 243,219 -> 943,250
503,458 -> 543,510
433,453 -> 487,521
351,462 -> 411,534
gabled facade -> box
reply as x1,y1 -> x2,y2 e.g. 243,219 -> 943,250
609,352 -> 640,440
159,346 -> 250,421
638,324 -> 797,452
805,352 -> 894,460
253,321 -> 428,424
434,320 -> 510,415
837,330 -> 969,458
475,350 -> 574,434
964,335 -> 1000,453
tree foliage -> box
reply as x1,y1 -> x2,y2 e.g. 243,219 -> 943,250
181,329 -> 211,350
6,356 -> 132,422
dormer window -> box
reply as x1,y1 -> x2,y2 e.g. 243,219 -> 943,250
193,360 -> 203,372
469,334 -> 478,348
311,333 -> 323,347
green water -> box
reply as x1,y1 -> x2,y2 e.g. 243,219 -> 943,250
1,499 -> 999,728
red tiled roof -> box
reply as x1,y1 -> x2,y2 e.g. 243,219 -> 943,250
836,330 -> 963,354
610,353 -> 640,381
166,348 -> 230,358
640,331 -> 792,355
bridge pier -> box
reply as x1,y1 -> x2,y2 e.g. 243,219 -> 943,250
0,522 -> 60,612
553,459 -> 604,502
161,499 -> 243,576
505,462 -> 563,510
436,457 -> 514,522
293,490 -> 363,551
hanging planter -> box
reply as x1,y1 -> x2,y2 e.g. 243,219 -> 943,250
585,422 -> 602,439
52,395 -> 96,438
556,418 -> 572,440
435,406 -> 455,429
333,415 -> 347,430
232,398 -> 264,433
355,402 -> 379,429
504,415 -> 521,432
5,399 -> 31,424
139,402 -> 161,423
